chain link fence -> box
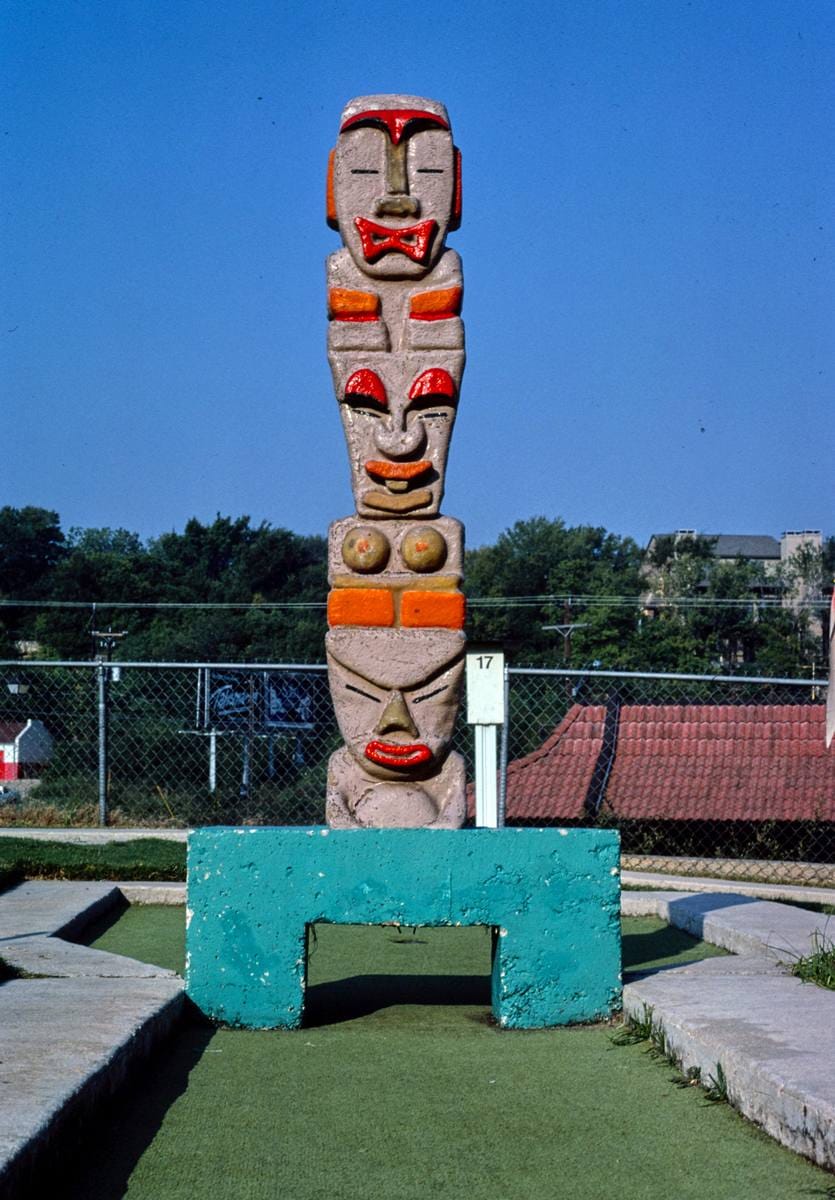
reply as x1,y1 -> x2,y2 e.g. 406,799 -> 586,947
0,659 -> 831,885
502,667 -> 834,885
0,662 -> 341,828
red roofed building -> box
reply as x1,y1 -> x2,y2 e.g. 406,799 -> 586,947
499,705 -> 607,823
496,703 -> 834,828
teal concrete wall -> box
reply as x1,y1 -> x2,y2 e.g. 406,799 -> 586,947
186,827 -> 621,1029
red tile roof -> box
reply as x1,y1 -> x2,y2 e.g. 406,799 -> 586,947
466,704 -> 606,822
499,704 -> 834,823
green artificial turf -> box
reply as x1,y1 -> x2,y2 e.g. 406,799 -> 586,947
84,902 -> 187,975
85,908 -> 727,983
0,836 -> 185,881
50,908 -> 831,1200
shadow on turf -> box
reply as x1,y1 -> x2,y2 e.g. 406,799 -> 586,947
621,922 -> 715,977
70,892 -> 130,946
28,1016 -> 215,1200
303,923 -> 709,1023
305,972 -> 491,1024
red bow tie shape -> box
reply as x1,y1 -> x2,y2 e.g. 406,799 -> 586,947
354,217 -> 437,264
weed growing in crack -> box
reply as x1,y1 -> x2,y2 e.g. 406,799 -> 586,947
610,1005 -> 655,1046
704,1062 -> 729,1103
675,1066 -> 703,1089
613,1006 -> 729,1106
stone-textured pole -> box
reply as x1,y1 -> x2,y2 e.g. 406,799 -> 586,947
324,95 -> 466,828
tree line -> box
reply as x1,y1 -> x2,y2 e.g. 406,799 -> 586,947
0,506 -> 831,675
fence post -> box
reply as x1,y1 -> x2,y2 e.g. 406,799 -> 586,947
466,648 -> 505,828
96,660 -> 108,827
498,663 -> 510,828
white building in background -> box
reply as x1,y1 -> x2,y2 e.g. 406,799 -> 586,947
646,529 -> 823,574
0,719 -> 53,781
642,528 -> 826,640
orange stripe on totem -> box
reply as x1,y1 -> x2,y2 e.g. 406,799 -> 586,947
327,588 -> 395,628
400,591 -> 465,630
409,287 -> 463,321
328,288 -> 381,321
326,149 -> 337,228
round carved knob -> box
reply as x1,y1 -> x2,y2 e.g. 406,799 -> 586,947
342,526 -> 390,573
401,526 -> 448,572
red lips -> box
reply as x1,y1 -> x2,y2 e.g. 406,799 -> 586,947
365,741 -> 432,769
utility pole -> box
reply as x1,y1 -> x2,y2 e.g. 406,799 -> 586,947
91,627 -> 127,827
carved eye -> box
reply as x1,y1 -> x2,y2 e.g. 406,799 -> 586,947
345,682 -> 380,702
408,369 -> 456,415
343,370 -> 387,411
408,369 -> 456,402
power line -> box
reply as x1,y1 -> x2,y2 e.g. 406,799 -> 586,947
0,594 -> 827,612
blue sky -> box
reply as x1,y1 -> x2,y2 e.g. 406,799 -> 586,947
3,0 -> 833,551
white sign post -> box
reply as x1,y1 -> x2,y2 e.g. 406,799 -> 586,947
466,649 -> 506,828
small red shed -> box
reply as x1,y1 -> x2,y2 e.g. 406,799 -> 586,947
0,719 -> 54,781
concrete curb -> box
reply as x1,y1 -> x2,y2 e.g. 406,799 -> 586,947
623,869 -> 835,907
0,880 -> 185,1197
622,890 -> 835,1169
109,880 -> 186,905
622,854 -> 835,887
621,889 -> 832,959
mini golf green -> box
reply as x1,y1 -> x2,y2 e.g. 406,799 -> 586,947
52,907 -> 831,1200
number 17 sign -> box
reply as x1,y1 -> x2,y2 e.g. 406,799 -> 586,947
465,648 -> 505,725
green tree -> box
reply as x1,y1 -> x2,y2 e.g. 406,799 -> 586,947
131,516 -> 327,661
0,506 -> 66,596
32,527 -> 161,658
466,517 -> 643,666
0,507 -> 67,650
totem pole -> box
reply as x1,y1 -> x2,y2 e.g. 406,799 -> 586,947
324,95 -> 466,829
185,96 -> 622,1031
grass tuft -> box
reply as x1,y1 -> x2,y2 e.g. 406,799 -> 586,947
790,929 -> 835,991
704,1062 -> 729,1103
613,1005 -> 729,1106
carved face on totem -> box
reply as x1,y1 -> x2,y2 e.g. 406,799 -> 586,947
328,94 -> 460,279
326,627 -> 465,780
332,354 -> 460,518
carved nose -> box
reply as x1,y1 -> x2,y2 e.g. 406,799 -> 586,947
375,691 -> 418,738
374,195 -> 421,218
384,140 -> 409,193
374,140 -> 419,216
373,419 -> 426,458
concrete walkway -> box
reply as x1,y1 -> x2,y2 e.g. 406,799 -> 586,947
621,890 -> 835,1170
0,882 -> 183,1197
0,878 -> 833,1192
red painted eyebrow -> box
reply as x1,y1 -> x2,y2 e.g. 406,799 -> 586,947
408,369 -> 456,400
344,369 -> 387,408
340,109 -> 449,146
